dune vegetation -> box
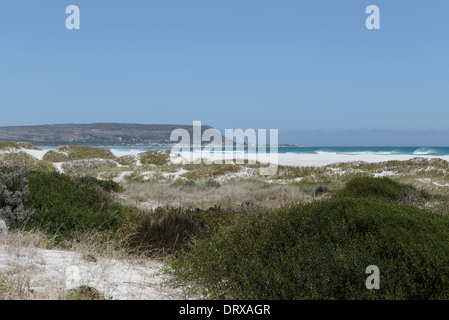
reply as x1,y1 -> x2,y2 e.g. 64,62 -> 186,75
2,142 -> 449,299
166,178 -> 449,299
43,145 -> 117,162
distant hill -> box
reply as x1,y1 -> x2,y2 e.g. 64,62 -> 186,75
0,123 -> 214,146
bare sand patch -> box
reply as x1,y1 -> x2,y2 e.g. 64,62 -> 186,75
0,243 -> 183,300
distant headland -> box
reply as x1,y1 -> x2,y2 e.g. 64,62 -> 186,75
0,123 -> 214,147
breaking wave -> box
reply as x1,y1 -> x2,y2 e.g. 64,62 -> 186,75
413,148 -> 440,155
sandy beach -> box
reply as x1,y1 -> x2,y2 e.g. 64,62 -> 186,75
163,149 -> 449,168
275,153 -> 449,167
20,147 -> 449,168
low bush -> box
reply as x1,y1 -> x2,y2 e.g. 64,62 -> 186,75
61,285 -> 106,300
0,141 -> 20,150
314,185 -> 329,196
139,150 -> 170,166
127,208 -> 208,256
41,150 -> 67,162
335,176 -> 430,204
42,145 -> 116,162
26,171 -> 127,240
72,175 -> 123,193
125,205 -> 251,257
167,186 -> 449,299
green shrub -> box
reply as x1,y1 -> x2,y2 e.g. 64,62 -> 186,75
314,185 -> 329,196
27,171 -> 126,239
336,176 -> 430,204
72,175 -> 123,193
139,150 -> 170,166
41,150 -> 67,162
61,285 -> 106,300
125,205 -> 247,257
167,196 -> 449,300
42,145 -> 116,162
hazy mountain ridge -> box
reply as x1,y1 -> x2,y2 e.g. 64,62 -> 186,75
0,123 -> 214,146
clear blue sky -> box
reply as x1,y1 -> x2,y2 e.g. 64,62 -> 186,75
0,1 -> 448,133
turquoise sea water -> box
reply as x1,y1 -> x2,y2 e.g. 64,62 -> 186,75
40,146 -> 449,156
275,146 -> 449,156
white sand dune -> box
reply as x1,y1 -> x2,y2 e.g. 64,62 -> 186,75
0,243 -> 182,300
20,148 -> 49,161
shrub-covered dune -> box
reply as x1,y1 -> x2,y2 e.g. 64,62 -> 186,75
139,149 -> 171,166
43,145 -> 117,162
2,149 -> 449,300
0,167 -> 128,240
0,141 -> 21,150
0,151 -> 54,172
167,177 -> 449,300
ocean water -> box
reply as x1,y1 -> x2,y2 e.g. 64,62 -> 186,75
278,146 -> 449,156
38,146 -> 449,157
